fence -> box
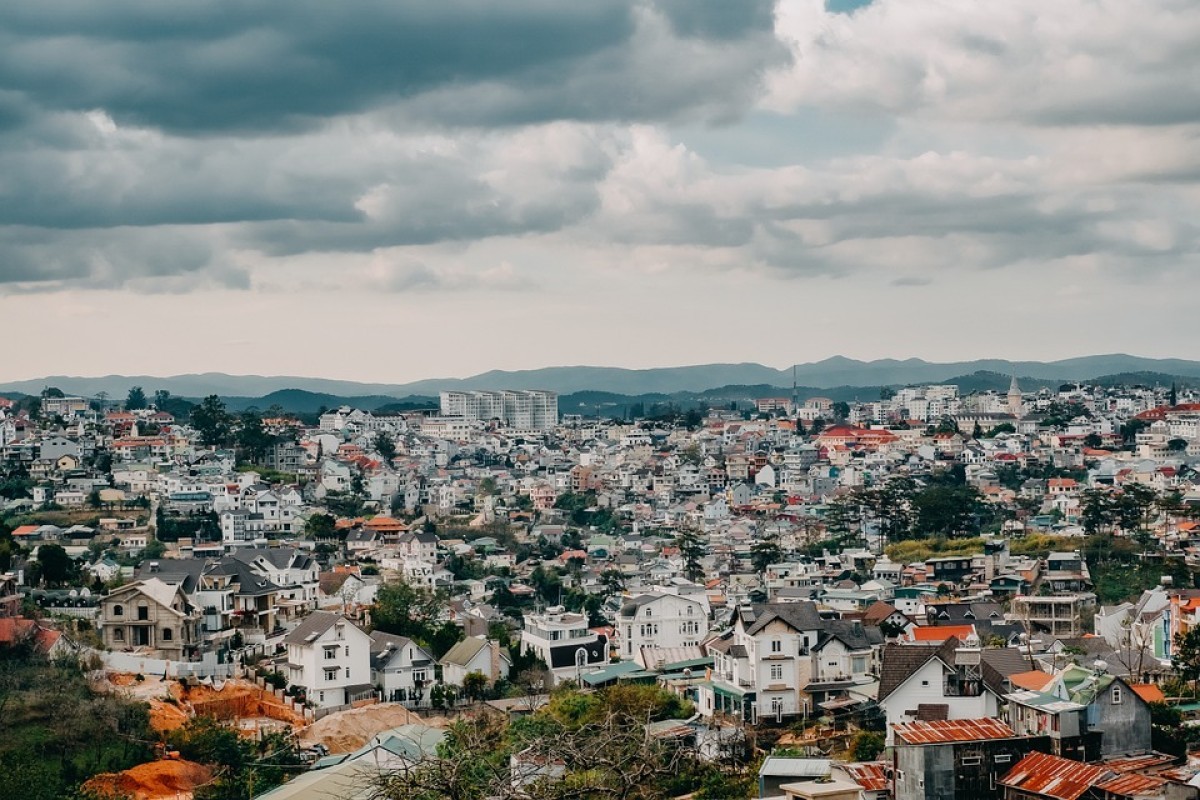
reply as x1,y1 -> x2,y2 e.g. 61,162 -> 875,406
94,649 -> 240,679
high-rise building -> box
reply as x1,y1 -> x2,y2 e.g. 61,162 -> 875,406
439,390 -> 558,431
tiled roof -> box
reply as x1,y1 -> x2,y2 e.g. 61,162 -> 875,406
892,717 -> 1016,744
877,642 -> 940,701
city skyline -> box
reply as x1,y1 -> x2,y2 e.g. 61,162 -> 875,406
2,0 -> 1198,382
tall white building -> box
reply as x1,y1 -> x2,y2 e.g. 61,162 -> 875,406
283,611 -> 373,708
439,390 -> 558,431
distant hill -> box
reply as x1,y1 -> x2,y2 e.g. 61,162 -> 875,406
6,354 -> 1200,402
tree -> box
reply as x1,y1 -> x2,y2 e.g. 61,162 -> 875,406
911,485 -> 982,538
36,544 -> 73,586
462,671 -> 489,702
376,432 -> 397,461
124,386 -> 147,411
851,731 -> 885,761
831,401 -> 850,421
190,395 -> 232,447
750,528 -> 783,574
674,529 -> 705,583
234,411 -> 274,464
1168,438 -> 1189,452
304,515 -> 338,542
1175,626 -> 1200,694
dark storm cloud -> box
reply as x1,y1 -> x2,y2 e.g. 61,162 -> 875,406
0,0 -> 786,133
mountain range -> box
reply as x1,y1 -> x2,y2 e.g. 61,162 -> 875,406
2,354 -> 1197,401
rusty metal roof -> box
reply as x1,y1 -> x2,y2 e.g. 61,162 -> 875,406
892,717 -> 1016,744
1095,772 -> 1167,797
842,762 -> 889,791
1000,752 -> 1115,800
1101,753 -> 1176,774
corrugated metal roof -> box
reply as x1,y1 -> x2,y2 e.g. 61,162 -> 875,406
1095,772 -> 1166,796
892,717 -> 1015,744
842,762 -> 889,791
1000,751 -> 1114,800
1103,753 -> 1176,774
758,757 -> 832,778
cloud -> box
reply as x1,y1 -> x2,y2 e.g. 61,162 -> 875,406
0,1 -> 785,133
765,0 -> 1200,127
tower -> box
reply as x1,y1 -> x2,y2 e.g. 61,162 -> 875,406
1007,372 -> 1023,416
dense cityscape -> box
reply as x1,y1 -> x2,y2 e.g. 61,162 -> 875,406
4,372 -> 1200,798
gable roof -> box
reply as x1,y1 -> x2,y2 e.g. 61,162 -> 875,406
893,717 -> 1016,744
742,602 -> 822,636
877,643 -> 942,701
440,636 -> 489,667
283,611 -> 354,645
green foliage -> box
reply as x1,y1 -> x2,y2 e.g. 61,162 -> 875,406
373,580 -> 463,658
124,386 -> 147,411
0,647 -> 153,799
1148,701 -> 1189,758
375,432 -> 397,461
35,543 -> 75,586
851,731 -> 885,761
190,395 -> 233,447
169,717 -> 303,800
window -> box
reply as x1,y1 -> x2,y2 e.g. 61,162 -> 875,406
137,604 -> 149,621
771,640 -> 781,653
686,605 -> 693,615
113,605 -> 124,617
770,665 -> 783,681
162,628 -> 173,641
324,668 -> 338,681
1111,685 -> 1123,704
324,647 -> 337,660
345,646 -> 350,657
114,628 -> 125,642
962,755 -> 982,766
994,754 -> 1012,764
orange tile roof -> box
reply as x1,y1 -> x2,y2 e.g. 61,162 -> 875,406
1009,670 -> 1054,691
11,525 -> 39,536
1129,683 -> 1166,703
910,624 -> 975,642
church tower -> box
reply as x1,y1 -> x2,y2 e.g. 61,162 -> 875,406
1007,373 -> 1023,416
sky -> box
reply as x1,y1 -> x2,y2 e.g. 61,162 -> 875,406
2,0 -> 1199,383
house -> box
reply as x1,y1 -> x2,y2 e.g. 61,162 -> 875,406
893,717 -> 1049,800
1005,664 -> 1152,761
0,572 -> 20,617
440,635 -> 512,688
369,631 -> 436,706
283,611 -> 373,708
99,578 -> 200,660
520,608 -> 608,686
877,635 -> 1005,745
698,602 -> 824,724
615,593 -> 709,667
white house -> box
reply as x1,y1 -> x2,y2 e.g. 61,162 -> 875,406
370,631 -> 436,706
440,636 -> 512,688
520,608 -> 608,686
614,593 -> 709,667
876,636 -> 1002,745
283,612 -> 373,708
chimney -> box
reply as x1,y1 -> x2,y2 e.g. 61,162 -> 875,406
489,639 -> 502,685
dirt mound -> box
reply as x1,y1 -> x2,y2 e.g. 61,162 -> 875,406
300,703 -> 444,753
83,759 -> 213,800
148,698 -> 190,732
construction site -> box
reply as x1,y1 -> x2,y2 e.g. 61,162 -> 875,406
91,671 -> 447,799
